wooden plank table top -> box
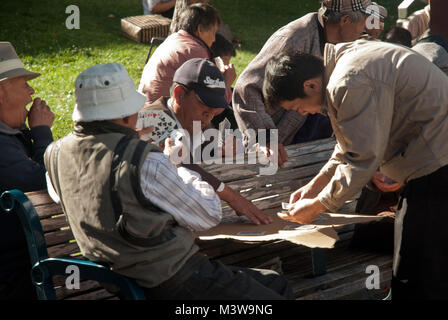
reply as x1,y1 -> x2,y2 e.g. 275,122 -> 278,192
24,137 -> 392,300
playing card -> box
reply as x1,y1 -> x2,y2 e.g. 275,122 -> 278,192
218,117 -> 231,147
214,56 -> 225,72
136,110 -> 177,144
281,202 -> 292,210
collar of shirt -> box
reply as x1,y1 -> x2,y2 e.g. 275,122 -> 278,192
0,120 -> 26,135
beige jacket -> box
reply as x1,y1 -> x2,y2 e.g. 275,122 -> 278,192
318,40 -> 448,212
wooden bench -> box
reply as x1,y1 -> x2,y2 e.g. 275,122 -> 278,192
1,137 -> 393,300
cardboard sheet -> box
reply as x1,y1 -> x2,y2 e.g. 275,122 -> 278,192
195,209 -> 389,249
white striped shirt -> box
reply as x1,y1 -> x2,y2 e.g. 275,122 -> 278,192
139,151 -> 222,231
46,151 -> 222,232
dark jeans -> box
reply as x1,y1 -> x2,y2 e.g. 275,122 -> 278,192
292,113 -> 333,144
350,185 -> 397,254
392,165 -> 448,300
143,253 -> 294,300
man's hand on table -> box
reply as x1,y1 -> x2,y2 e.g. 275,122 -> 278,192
217,185 -> 273,225
278,198 -> 327,225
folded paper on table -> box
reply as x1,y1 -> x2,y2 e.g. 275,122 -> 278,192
195,210 -> 389,249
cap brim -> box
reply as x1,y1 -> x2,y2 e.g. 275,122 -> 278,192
72,90 -> 146,122
0,68 -> 41,82
194,87 -> 231,110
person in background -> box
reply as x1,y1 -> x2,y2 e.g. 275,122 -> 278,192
139,3 -> 235,106
210,33 -> 238,130
402,4 -> 430,42
0,42 -> 54,299
365,2 -> 387,39
413,41 -> 448,76
143,0 -> 176,18
232,0 -> 373,168
384,26 -> 412,47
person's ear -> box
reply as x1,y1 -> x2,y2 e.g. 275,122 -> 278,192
340,14 -> 351,26
303,78 -> 321,96
122,115 -> 131,124
196,25 -> 205,39
173,85 -> 185,105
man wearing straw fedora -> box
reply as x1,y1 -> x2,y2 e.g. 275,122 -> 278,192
44,63 -> 293,300
0,42 -> 54,299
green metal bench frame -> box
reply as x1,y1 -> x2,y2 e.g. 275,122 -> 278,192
0,189 -> 146,300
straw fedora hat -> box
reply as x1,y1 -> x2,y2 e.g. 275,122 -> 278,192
0,42 -> 40,83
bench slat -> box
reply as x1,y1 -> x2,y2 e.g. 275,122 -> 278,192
41,215 -> 69,233
44,229 -> 75,247
35,203 -> 65,219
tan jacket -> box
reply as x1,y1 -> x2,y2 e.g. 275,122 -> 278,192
318,40 -> 448,212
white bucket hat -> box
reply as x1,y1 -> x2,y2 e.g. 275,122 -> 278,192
72,63 -> 145,122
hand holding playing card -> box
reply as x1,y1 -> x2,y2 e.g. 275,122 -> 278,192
163,136 -> 189,167
136,110 -> 177,145
136,126 -> 155,142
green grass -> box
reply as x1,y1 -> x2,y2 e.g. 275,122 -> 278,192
0,0 -> 424,138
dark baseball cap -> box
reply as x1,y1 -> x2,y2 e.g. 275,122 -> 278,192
173,58 -> 231,110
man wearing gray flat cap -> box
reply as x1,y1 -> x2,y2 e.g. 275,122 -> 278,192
233,0 -> 373,168
0,42 -> 54,299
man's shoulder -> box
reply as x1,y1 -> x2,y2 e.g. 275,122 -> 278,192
273,12 -> 319,38
142,96 -> 170,112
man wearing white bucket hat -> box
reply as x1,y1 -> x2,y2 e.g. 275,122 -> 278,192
44,63 -> 293,300
0,42 -> 54,299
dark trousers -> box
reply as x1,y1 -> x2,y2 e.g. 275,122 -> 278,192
392,165 -> 448,300
350,184 -> 397,254
292,113 -> 333,144
143,253 -> 294,300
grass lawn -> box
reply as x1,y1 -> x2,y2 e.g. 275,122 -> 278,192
0,0 -> 425,138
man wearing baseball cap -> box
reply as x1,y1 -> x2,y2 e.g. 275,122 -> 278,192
233,0 -> 372,168
0,42 -> 54,299
44,62 -> 293,300
141,58 -> 274,226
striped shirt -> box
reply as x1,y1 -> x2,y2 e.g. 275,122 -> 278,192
140,151 -> 222,231
47,151 -> 222,232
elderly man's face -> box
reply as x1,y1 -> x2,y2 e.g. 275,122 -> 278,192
340,14 -> 368,42
179,89 -> 224,134
0,76 -> 35,128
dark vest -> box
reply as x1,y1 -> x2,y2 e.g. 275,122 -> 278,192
44,121 -> 198,288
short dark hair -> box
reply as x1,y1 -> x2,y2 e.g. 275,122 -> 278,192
383,27 -> 412,47
211,33 -> 236,58
178,3 -> 221,36
262,51 -> 324,109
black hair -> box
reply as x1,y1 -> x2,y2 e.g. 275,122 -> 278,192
383,27 -> 412,47
211,33 -> 236,58
178,3 -> 221,36
262,51 -> 324,109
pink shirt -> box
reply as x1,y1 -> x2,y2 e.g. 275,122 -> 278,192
138,30 -> 231,105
